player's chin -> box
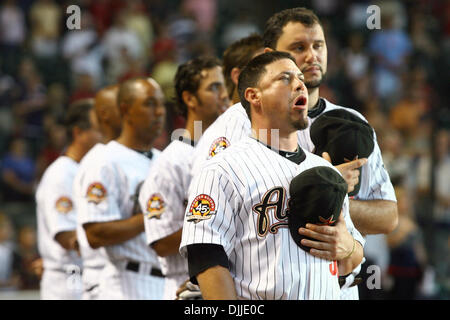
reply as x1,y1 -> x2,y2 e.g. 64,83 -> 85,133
290,114 -> 308,131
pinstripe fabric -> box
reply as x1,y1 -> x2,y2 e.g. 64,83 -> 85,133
297,99 -> 396,202
180,137 -> 364,300
297,99 -> 397,300
190,102 -> 251,178
139,140 -> 193,299
77,141 -> 163,299
36,156 -> 83,299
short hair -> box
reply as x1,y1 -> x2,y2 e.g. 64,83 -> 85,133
64,98 -> 94,143
263,7 -> 321,49
222,33 -> 264,98
238,51 -> 296,117
174,56 -> 222,118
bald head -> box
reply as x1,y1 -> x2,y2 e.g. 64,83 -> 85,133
95,84 -> 121,142
117,77 -> 166,147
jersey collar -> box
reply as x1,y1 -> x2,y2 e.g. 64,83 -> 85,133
307,98 -> 326,119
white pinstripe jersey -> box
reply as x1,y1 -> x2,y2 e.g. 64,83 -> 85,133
139,140 -> 192,279
180,136 -> 365,300
297,98 -> 396,202
77,140 -> 161,265
36,156 -> 82,270
190,102 -> 251,178
297,99 -> 397,300
73,143 -> 107,269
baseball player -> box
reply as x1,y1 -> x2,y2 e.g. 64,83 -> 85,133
138,56 -> 230,300
78,78 -> 166,300
72,84 -> 121,300
36,99 -> 102,299
262,7 -> 398,299
180,51 -> 365,300
223,33 -> 265,104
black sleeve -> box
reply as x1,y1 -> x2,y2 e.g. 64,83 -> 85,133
186,243 -> 229,285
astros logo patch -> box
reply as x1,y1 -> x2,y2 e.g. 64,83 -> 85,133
317,215 -> 336,226
86,182 -> 107,204
55,196 -> 73,214
186,194 -> 216,223
208,137 -> 230,159
146,193 -> 165,219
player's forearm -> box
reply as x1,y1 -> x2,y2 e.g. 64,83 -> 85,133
151,228 -> 183,257
196,265 -> 237,300
349,199 -> 398,235
84,214 -> 144,249
337,240 -> 363,276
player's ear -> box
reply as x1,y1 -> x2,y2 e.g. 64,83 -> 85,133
182,90 -> 197,110
264,47 -> 274,54
230,67 -> 241,86
244,87 -> 261,108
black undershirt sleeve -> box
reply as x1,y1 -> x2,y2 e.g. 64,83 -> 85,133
186,243 -> 229,285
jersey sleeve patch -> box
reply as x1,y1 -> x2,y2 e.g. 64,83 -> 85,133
208,137 -> 230,159
145,193 -> 165,219
55,196 -> 73,214
186,194 -> 216,223
86,182 -> 107,204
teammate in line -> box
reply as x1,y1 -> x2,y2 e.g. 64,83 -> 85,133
222,33 -> 265,104
78,78 -> 166,299
262,7 -> 398,298
72,84 -> 121,299
180,51 -> 365,300
138,56 -> 230,299
36,99 -> 102,299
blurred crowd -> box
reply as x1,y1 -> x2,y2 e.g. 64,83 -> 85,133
0,0 -> 448,299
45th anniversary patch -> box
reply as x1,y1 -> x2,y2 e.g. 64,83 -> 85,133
186,194 -> 216,223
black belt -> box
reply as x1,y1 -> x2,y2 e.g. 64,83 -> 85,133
125,261 -> 164,278
338,275 -> 362,288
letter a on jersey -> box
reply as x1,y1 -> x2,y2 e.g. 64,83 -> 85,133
186,194 -> 216,223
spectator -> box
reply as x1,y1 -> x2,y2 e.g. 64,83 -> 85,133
386,186 -> 428,299
12,57 -> 47,141
415,129 -> 450,288
0,0 -> 26,76
122,0 -> 154,61
0,138 -> 35,204
102,11 -> 143,83
12,225 -> 40,290
368,11 -> 412,107
61,11 -> 104,88
29,0 -> 61,58
68,73 -> 96,104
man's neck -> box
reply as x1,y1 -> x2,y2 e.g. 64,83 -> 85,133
116,131 -> 152,152
307,87 -> 320,110
65,144 -> 86,163
101,126 -> 119,144
185,113 -> 213,143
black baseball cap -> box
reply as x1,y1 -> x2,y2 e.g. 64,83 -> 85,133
310,109 -> 374,196
288,166 -> 348,252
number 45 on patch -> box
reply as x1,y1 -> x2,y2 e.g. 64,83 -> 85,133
186,194 -> 217,223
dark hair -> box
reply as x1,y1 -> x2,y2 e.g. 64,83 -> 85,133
222,33 -> 264,99
237,51 -> 296,117
263,7 -> 321,49
64,98 -> 94,143
174,56 -> 222,118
